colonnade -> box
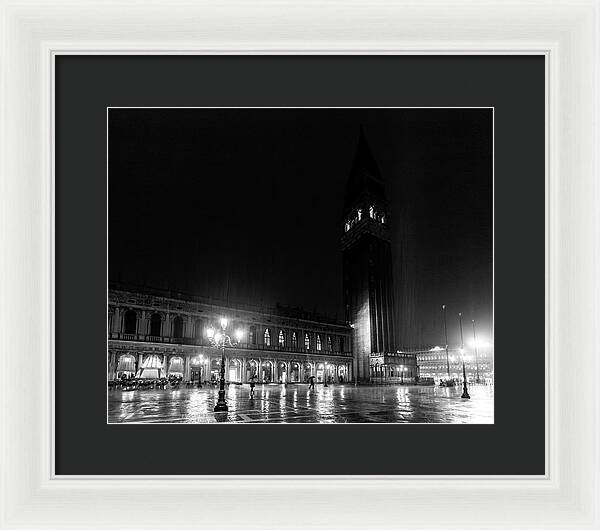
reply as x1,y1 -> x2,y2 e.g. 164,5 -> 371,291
108,351 -> 353,384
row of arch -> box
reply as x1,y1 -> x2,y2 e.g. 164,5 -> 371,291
113,353 -> 351,384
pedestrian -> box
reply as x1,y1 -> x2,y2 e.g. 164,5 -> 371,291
308,375 -> 315,390
250,378 -> 256,399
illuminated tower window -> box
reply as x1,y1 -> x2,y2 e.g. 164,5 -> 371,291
316,334 -> 322,351
278,329 -> 285,347
264,328 -> 271,346
291,331 -> 298,348
344,222 -> 350,232
304,333 -> 310,350
369,205 -> 375,218
357,208 -> 362,220
327,336 -> 333,351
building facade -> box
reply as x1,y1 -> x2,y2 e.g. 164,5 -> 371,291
415,345 -> 494,384
108,286 -> 354,384
341,128 -> 417,381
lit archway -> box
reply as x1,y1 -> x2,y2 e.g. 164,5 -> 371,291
229,359 -> 242,383
116,354 -> 136,377
289,362 -> 300,382
261,360 -> 273,383
168,356 -> 184,378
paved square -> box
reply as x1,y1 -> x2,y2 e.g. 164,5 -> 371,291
108,383 -> 494,424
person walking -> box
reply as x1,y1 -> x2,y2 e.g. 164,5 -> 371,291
308,375 -> 315,390
250,378 -> 256,399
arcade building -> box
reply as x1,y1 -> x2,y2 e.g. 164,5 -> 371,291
108,285 -> 353,384
107,129 -> 418,384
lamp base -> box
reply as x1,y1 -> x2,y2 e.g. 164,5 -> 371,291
214,401 -> 228,412
214,389 -> 228,412
461,391 -> 470,399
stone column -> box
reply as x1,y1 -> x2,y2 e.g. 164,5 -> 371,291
241,358 -> 247,383
136,353 -> 144,376
107,352 -> 116,380
111,307 -> 121,333
162,314 -> 170,339
138,310 -> 147,338
185,315 -> 194,339
184,355 -> 191,381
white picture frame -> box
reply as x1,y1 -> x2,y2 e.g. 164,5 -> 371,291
1,1 -> 598,528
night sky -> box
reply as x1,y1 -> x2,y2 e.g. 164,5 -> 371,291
109,108 -> 493,349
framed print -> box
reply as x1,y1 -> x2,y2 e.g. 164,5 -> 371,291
1,1 -> 599,529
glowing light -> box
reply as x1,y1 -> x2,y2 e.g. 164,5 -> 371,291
235,329 -> 244,342
467,339 -> 492,348
220,318 -> 228,329
206,327 -> 215,339
214,332 -> 222,343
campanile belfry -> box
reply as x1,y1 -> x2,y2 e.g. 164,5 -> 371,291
342,128 -> 396,382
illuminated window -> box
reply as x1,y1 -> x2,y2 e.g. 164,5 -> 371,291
357,208 -> 362,220
344,222 -> 350,232
327,336 -> 333,351
249,325 -> 256,344
304,333 -> 310,350
316,334 -> 322,351
264,328 -> 271,346
381,215 -> 385,224
291,331 -> 298,349
369,205 -> 374,218
278,330 -> 285,347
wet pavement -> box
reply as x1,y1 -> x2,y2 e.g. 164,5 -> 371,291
108,383 -> 494,424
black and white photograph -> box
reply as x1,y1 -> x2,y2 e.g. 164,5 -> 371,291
107,107 -> 494,424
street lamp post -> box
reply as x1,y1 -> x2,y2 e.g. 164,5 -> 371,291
206,318 -> 243,413
459,312 -> 470,399
442,304 -> 451,383
472,319 -> 481,383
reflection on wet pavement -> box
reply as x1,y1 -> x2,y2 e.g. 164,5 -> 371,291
108,383 -> 494,424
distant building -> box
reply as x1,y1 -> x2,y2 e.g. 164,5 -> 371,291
415,345 -> 494,384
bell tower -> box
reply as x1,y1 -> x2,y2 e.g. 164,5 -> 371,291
342,128 -> 396,382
